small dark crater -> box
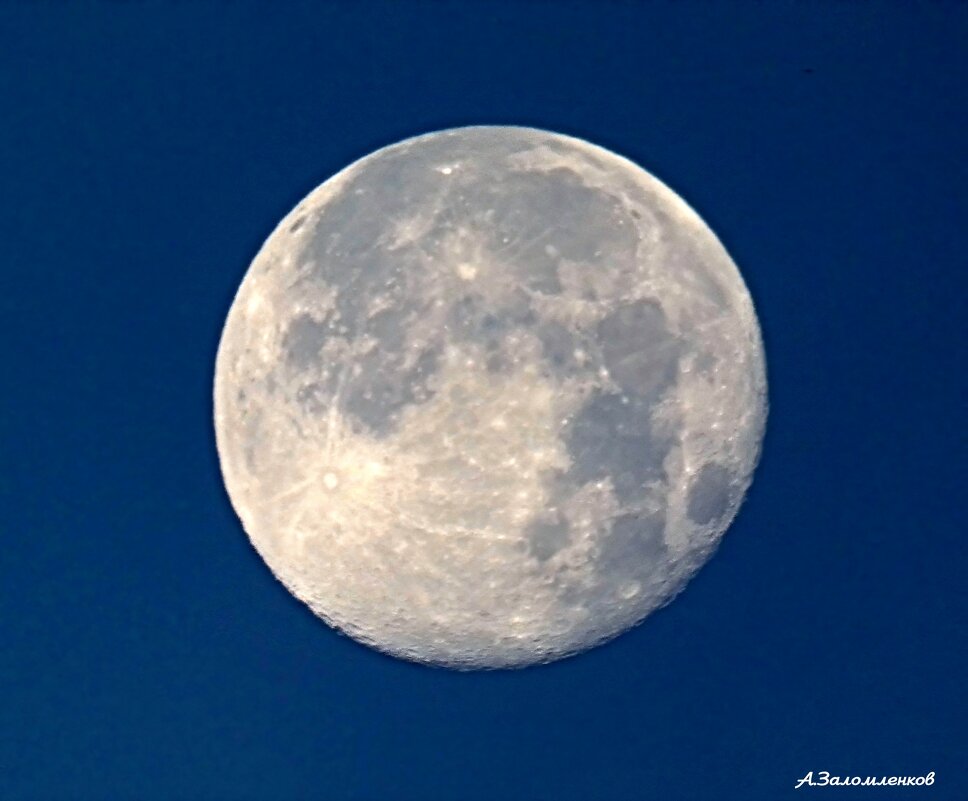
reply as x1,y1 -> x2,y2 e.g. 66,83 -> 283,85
481,314 -> 501,333
289,215 -> 307,233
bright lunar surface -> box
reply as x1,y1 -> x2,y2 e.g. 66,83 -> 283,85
214,126 -> 767,669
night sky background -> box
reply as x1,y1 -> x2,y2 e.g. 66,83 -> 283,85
2,3 -> 965,800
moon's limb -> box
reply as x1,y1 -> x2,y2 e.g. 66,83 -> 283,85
214,126 -> 767,669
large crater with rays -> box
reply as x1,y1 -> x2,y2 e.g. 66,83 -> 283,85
214,126 -> 767,669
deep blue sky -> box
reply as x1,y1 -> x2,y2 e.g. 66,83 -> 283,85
2,3 -> 965,800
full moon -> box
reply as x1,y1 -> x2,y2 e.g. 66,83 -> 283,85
214,126 -> 767,669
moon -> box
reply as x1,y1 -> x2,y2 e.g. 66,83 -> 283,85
214,126 -> 767,669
